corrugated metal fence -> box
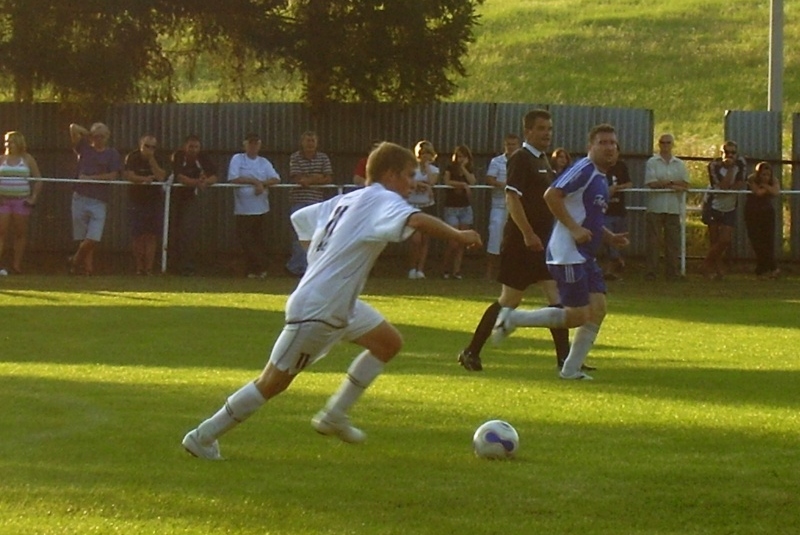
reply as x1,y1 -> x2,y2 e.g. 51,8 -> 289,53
0,102 -> 794,273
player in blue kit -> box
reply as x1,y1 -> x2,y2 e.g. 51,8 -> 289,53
491,124 -> 629,380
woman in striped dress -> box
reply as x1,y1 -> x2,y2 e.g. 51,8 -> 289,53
0,131 -> 42,275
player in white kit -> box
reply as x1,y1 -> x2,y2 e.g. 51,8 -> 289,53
182,142 -> 482,459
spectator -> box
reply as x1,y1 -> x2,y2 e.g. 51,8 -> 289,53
181,141 -> 482,460
170,134 -> 218,276
441,145 -> 477,279
550,147 -> 572,177
0,131 -> 42,275
484,134 -> 521,280
491,124 -> 629,380
227,132 -> 281,279
406,140 -> 439,279
124,134 -> 166,276
602,143 -> 632,280
286,130 -> 333,277
67,122 -> 122,276
702,141 -> 747,280
352,141 -> 381,187
643,133 -> 689,281
744,161 -> 780,279
457,109 -> 571,372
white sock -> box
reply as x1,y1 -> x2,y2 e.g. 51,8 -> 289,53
561,323 -> 600,376
196,381 -> 266,444
510,307 -> 566,329
324,351 -> 385,416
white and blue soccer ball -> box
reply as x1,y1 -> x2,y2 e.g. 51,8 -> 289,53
472,419 -> 519,460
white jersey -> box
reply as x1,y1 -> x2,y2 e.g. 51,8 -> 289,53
288,183 -> 419,327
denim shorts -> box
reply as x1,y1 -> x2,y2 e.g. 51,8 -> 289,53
443,206 -> 473,227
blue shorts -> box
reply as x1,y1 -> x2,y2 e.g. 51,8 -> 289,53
443,206 -> 473,227
548,259 -> 606,308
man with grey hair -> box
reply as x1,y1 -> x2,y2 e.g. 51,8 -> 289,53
643,133 -> 689,281
67,122 -> 122,275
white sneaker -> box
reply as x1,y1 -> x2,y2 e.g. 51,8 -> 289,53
559,370 -> 594,380
416,270 -> 426,279
408,268 -> 418,279
491,307 -> 516,345
182,429 -> 223,460
312,410 -> 366,444
0,269 -> 7,276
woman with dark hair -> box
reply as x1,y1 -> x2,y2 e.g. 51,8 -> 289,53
441,145 -> 476,279
550,147 -> 571,177
744,161 -> 780,279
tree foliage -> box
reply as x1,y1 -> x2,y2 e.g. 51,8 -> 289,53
0,0 -> 482,110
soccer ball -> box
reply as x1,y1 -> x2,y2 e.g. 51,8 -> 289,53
472,419 -> 519,460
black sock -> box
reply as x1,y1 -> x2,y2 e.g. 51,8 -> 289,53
467,301 -> 502,355
548,304 -> 570,364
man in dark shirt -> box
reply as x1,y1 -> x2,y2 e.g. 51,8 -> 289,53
124,134 -> 167,275
170,134 -> 218,275
457,109 -> 572,372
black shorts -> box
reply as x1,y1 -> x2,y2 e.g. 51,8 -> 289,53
497,240 -> 552,291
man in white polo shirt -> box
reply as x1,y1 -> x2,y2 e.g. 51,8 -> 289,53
227,132 -> 281,278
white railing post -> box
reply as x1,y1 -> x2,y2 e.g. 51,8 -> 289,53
679,189 -> 687,275
161,175 -> 173,274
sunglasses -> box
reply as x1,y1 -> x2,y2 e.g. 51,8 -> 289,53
143,143 -> 157,149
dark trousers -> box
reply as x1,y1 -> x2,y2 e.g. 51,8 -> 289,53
170,197 -> 201,273
744,205 -> 777,275
236,213 -> 269,275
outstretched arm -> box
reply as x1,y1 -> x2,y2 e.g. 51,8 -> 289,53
407,212 -> 482,247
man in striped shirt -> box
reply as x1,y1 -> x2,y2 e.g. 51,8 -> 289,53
285,131 -> 333,276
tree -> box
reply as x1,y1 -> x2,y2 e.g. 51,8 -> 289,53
0,0 -> 483,110
0,1 -> 172,107
264,0 -> 484,109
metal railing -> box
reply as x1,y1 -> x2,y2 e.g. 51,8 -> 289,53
14,178 -> 792,275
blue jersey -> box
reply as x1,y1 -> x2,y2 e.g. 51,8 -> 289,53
546,156 -> 609,265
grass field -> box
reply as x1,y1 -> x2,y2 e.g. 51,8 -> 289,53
1,273 -> 798,534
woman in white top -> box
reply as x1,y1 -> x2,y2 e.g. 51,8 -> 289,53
0,131 -> 42,275
406,140 -> 439,279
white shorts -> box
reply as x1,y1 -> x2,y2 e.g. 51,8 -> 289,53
269,300 -> 384,374
487,206 -> 507,255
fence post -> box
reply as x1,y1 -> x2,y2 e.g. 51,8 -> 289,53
161,177 -> 173,273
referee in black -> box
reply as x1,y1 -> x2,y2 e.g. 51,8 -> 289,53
458,109 -> 578,372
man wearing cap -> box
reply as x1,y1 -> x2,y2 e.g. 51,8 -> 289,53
227,133 -> 281,278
